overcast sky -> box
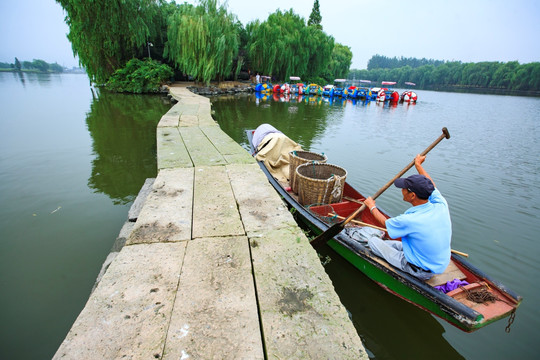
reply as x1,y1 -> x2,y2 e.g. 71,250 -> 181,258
1,0 -> 539,69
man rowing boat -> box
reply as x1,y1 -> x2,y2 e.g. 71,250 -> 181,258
364,155 -> 452,280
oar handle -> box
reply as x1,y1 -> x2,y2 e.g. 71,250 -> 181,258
342,128 -> 450,226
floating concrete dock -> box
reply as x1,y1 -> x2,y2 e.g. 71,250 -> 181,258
54,85 -> 367,359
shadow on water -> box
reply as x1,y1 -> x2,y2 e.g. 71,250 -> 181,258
85,89 -> 170,204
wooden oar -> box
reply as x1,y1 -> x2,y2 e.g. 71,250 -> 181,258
310,127 -> 451,247
329,213 -> 469,257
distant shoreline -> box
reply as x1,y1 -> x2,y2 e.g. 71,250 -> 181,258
0,68 -> 86,74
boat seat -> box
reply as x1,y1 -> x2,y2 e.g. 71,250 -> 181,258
425,261 -> 467,287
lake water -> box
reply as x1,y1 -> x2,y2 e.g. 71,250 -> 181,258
211,92 -> 540,359
0,72 -> 171,359
1,73 -> 538,359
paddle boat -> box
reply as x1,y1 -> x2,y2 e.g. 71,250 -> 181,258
376,81 -> 400,102
346,86 -> 359,99
322,84 -> 335,97
356,80 -> 375,100
289,77 -> 304,95
401,82 -> 418,103
305,83 -> 322,96
333,79 -> 347,97
254,76 -> 273,93
246,125 -> 522,333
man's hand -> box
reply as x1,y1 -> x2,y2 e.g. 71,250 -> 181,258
364,197 -> 376,209
415,154 -> 426,167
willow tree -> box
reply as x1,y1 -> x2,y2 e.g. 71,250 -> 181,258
56,0 -> 165,83
247,9 -> 335,81
165,0 -> 240,84
326,43 -> 352,80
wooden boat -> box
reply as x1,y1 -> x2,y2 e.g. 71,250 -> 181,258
246,128 -> 522,332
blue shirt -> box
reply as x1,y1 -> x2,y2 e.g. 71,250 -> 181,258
385,189 -> 452,274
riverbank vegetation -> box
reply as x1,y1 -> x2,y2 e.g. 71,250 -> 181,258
350,55 -> 540,94
0,58 -> 65,73
53,0 -> 538,95
55,0 -> 350,92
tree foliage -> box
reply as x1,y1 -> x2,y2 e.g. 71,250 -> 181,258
105,58 -> 173,93
56,0 -> 166,83
308,0 -> 322,30
326,43 -> 352,80
350,55 -> 540,92
165,0 -> 240,84
246,9 -> 335,82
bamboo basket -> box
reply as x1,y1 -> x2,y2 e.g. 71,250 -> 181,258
296,163 -> 347,206
289,150 -> 327,193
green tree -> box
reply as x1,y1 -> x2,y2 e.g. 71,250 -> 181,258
32,59 -> 49,72
106,58 -> 173,93
326,43 -> 352,80
165,0 -> 240,84
49,62 -> 64,73
56,0 -> 166,83
308,0 -> 322,30
247,9 -> 334,81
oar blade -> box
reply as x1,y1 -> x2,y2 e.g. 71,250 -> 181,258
310,221 -> 346,247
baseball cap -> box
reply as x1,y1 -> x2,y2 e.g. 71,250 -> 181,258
394,174 -> 435,199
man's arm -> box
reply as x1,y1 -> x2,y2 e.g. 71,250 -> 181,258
363,197 -> 387,227
415,154 -> 436,188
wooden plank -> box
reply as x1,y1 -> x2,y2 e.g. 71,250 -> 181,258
249,226 -> 368,360
163,236 -> 263,360
426,261 -> 467,287
53,242 -> 187,360
192,166 -> 244,238
128,168 -> 193,245
179,127 -> 226,166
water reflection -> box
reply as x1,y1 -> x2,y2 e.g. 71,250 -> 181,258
13,71 -> 26,87
85,89 -> 171,204
212,93 -> 336,151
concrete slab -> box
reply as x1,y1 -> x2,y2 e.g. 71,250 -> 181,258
156,127 -> 193,170
165,103 -> 184,117
226,163 -> 297,234
249,226 -> 368,360
201,126 -> 255,164
158,114 -> 180,128
179,127 -> 227,166
198,113 -> 218,126
128,168 -> 193,244
223,152 -> 256,164
179,114 -> 198,127
176,103 -> 200,116
128,178 -> 155,221
192,166 -> 244,239
163,236 -> 264,360
53,242 -> 187,360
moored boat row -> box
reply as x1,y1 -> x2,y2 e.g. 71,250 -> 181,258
255,77 -> 418,103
